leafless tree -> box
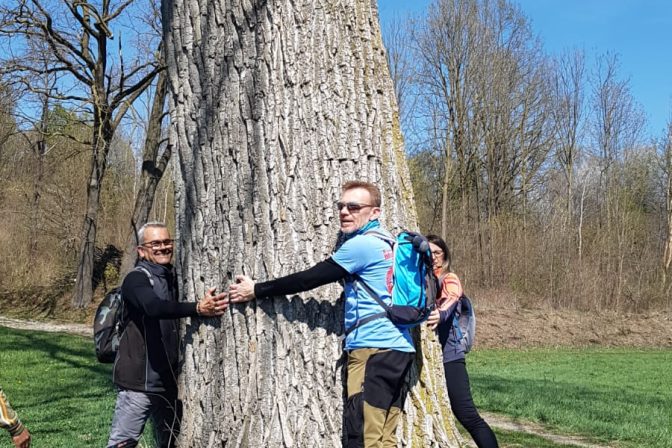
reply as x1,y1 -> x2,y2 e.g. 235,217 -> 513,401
382,14 -> 417,137
590,53 -> 645,198
0,0 -> 162,307
414,0 -> 481,240
661,120 -> 672,297
413,0 -> 554,283
589,53 -> 645,302
0,81 -> 16,186
118,62 -> 169,276
552,49 -> 586,225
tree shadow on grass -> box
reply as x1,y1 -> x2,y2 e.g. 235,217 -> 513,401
0,325 -> 115,447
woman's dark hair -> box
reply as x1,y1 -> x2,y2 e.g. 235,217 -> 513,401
426,234 -> 452,274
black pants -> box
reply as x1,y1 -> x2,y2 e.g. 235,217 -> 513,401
444,359 -> 498,448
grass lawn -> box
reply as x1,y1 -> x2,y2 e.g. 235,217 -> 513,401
2,325 -> 670,448
0,326 -> 118,448
468,347 -> 672,448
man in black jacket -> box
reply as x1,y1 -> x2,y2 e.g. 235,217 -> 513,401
107,222 -> 228,448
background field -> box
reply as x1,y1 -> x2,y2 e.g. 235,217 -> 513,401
469,348 -> 672,448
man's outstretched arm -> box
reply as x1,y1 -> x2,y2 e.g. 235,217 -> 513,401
123,272 -> 228,318
230,258 -> 348,301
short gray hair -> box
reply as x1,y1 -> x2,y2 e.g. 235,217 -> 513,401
137,221 -> 168,244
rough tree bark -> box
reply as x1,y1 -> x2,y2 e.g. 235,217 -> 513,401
163,0 -> 461,446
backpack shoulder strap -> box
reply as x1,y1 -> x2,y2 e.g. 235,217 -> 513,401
343,275 -> 391,336
459,293 -> 473,315
363,229 -> 395,248
117,267 -> 154,329
343,229 -> 395,336
453,294 -> 474,333
457,293 -> 476,352
343,311 -> 387,337
352,275 -> 390,310
132,266 -> 154,286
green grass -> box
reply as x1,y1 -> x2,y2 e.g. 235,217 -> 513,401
0,326 -> 116,448
468,347 -> 672,448
2,326 -> 670,448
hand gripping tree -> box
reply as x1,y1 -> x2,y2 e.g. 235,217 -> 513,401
163,0 -> 462,446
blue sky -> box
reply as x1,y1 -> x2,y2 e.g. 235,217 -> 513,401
377,0 -> 672,139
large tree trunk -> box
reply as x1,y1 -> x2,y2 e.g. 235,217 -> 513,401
164,0 -> 461,446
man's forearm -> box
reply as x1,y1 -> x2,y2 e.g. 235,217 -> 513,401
254,259 -> 348,298
122,274 -> 198,318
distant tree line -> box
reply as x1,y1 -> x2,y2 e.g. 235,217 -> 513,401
385,0 -> 672,311
0,0 -> 670,314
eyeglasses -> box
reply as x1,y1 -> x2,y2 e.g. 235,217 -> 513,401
431,250 -> 444,257
335,201 -> 374,213
141,239 -> 174,249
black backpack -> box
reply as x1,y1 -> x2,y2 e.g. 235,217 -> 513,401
93,266 -> 153,363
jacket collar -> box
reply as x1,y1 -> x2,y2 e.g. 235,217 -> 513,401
137,259 -> 173,278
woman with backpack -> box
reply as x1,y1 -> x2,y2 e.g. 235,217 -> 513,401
426,234 -> 499,448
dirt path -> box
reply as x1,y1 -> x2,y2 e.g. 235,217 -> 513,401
479,412 -> 613,448
0,315 -> 91,337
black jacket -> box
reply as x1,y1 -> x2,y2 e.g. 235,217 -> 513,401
113,260 -> 197,393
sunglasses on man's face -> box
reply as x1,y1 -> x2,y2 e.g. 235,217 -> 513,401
335,201 -> 374,213
141,239 -> 175,250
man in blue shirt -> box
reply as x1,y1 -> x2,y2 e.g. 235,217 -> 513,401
230,181 -> 415,447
